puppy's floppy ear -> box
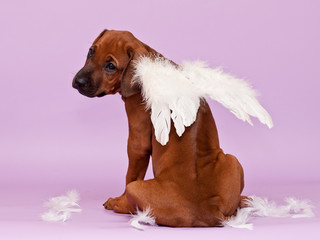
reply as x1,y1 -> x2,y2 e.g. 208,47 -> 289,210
92,29 -> 108,45
121,46 -> 149,98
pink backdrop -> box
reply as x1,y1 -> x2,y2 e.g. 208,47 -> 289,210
1,0 -> 319,239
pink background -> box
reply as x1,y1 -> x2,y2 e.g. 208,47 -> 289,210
1,0 -> 319,239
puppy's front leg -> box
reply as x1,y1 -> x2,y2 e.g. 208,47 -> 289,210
104,94 -> 152,213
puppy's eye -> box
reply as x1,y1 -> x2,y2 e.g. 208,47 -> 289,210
87,48 -> 94,58
105,62 -> 117,72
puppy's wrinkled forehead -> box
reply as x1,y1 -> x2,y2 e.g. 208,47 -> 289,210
91,30 -> 136,62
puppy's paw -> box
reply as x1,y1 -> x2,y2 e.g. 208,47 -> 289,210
103,194 -> 135,214
104,196 -> 117,210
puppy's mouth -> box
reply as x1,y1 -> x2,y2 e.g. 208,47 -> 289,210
77,88 -> 106,98
97,91 -> 106,97
76,88 -> 97,98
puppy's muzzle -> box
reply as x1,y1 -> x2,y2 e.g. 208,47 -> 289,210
72,75 -> 97,98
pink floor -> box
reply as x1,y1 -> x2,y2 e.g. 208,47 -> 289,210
1,177 -> 319,240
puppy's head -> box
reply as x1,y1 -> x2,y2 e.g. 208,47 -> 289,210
72,30 -> 155,98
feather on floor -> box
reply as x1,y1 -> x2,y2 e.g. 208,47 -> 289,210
130,207 -> 157,230
223,195 -> 314,230
41,190 -> 82,222
133,56 -> 273,145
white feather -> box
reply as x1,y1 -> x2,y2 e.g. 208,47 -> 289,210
130,207 -> 157,230
41,190 -> 82,222
133,56 -> 273,145
150,103 -> 171,145
223,208 -> 253,230
286,197 -> 315,218
223,195 -> 314,230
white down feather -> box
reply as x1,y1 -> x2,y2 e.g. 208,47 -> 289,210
223,195 -> 314,230
41,190 -> 82,222
130,207 -> 157,230
133,56 -> 273,145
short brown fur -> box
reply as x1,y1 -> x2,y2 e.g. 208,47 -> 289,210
73,30 -> 245,227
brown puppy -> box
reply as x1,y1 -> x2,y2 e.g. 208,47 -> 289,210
73,30 -> 245,227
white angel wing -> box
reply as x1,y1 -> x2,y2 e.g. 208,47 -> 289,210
133,57 -> 200,145
133,56 -> 273,146
182,61 -> 273,128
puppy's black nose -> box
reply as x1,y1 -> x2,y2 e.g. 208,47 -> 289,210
73,77 -> 89,89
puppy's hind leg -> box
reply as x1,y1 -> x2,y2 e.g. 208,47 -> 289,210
126,179 -> 224,227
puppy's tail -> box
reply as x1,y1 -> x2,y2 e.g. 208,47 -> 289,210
223,195 -> 314,230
